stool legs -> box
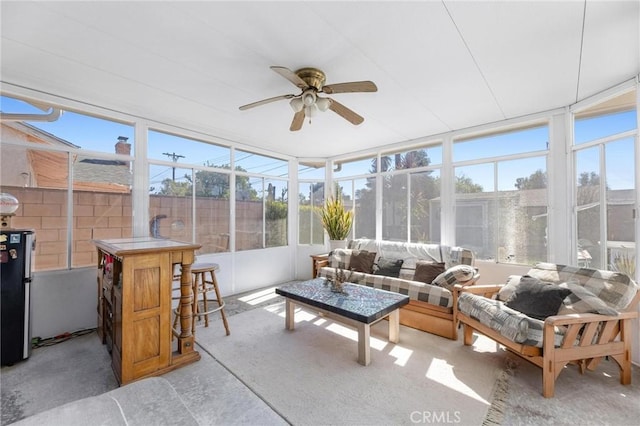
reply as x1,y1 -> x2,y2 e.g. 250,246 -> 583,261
207,269 -> 230,336
174,266 -> 230,336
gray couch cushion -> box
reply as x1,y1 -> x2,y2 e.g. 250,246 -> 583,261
457,292 -> 565,348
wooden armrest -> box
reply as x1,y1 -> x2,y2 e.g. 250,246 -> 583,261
316,259 -> 329,268
454,283 -> 503,298
545,311 -> 638,327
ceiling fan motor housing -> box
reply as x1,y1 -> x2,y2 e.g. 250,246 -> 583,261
295,68 -> 326,90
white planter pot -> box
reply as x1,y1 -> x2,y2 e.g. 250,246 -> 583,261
329,239 -> 347,251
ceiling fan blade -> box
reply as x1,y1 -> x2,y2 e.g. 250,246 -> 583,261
271,66 -> 309,89
322,81 -> 377,94
290,110 -> 305,131
328,99 -> 364,125
239,94 -> 294,110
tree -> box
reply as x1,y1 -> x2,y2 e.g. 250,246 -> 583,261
515,169 -> 547,190
157,177 -> 192,196
153,162 -> 258,199
455,174 -> 483,193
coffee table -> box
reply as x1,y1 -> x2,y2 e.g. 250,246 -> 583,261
275,278 -> 410,366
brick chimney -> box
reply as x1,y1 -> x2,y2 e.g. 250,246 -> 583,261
115,136 -> 131,155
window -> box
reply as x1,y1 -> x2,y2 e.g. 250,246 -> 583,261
299,181 -> 325,245
235,150 -> 288,177
73,153 -> 133,267
454,125 -> 548,161
265,179 -> 288,248
410,170 -> 441,243
148,130 -> 233,254
337,178 -> 375,240
148,130 -> 230,168
573,90 -> 637,273
0,95 -> 134,270
148,165 -> 194,244
381,146 -> 442,169
380,146 -> 441,243
298,162 -> 325,245
454,127 -> 549,264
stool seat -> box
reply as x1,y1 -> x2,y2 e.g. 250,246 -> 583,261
191,262 -> 220,273
172,261 -> 230,337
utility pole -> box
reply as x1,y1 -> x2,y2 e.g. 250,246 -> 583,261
163,152 -> 185,181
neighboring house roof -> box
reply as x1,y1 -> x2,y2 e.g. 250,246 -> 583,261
74,157 -> 132,188
2,121 -> 80,148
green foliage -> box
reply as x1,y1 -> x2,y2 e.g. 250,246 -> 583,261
515,169 -> 547,190
266,200 -> 288,220
455,174 -> 483,193
317,186 -> 353,240
157,178 -> 192,196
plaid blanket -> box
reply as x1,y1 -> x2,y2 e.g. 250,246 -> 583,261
318,267 -> 453,308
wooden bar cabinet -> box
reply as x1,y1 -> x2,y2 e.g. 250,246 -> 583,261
93,237 -> 201,385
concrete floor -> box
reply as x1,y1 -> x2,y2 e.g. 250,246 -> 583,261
1,285 -> 288,425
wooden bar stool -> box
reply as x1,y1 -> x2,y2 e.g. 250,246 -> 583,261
173,263 -> 230,336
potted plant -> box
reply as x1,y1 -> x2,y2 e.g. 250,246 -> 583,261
317,186 -> 353,251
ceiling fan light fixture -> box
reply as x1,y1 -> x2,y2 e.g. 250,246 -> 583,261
289,97 -> 304,113
305,104 -> 317,118
316,97 -> 330,112
302,91 -> 316,106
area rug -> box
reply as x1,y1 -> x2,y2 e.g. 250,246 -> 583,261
195,301 -> 506,425
485,353 -> 640,426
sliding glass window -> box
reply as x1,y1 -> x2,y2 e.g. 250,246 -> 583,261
453,125 -> 549,264
298,162 -> 325,245
148,130 -> 231,253
0,95 -> 134,270
234,150 -> 288,251
380,146 -> 442,243
573,90 -> 637,273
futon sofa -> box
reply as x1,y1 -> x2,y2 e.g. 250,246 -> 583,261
455,262 -> 640,397
318,238 -> 478,339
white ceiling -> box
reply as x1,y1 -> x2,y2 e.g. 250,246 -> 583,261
1,1 -> 638,158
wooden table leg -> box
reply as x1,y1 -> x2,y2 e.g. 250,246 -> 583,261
388,309 -> 400,343
357,323 -> 371,366
285,299 -> 295,330
178,262 -> 195,354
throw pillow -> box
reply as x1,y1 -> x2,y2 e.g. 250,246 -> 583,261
504,280 -> 572,321
432,264 -> 477,291
557,282 -> 619,316
413,261 -> 446,284
348,250 -> 377,274
328,249 -> 352,269
498,275 -> 539,302
373,258 -> 404,278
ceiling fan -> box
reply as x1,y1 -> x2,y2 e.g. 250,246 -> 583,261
239,66 -> 377,131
